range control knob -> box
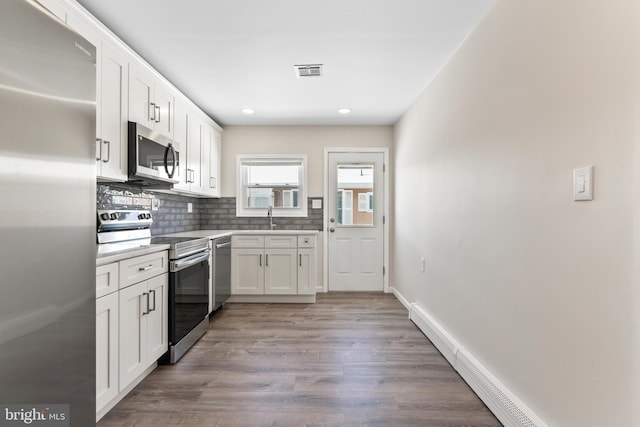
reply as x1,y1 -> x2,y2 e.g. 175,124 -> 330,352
110,213 -> 118,220
146,213 -> 152,219
138,214 -> 144,220
100,213 -> 110,221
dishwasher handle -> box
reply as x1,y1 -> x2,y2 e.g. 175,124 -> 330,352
215,241 -> 231,249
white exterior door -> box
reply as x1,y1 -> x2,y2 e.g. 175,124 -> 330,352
327,152 -> 385,291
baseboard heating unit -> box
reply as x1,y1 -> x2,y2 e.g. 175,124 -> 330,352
406,299 -> 548,427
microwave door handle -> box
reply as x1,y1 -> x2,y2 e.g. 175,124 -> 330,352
164,143 -> 176,178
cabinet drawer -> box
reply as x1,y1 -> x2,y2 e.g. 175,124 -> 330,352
96,262 -> 119,298
266,235 -> 297,248
119,251 -> 168,289
297,235 -> 316,248
232,235 -> 265,248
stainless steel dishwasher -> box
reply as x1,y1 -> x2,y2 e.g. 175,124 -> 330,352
211,236 -> 231,311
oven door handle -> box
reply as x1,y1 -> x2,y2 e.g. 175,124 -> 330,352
172,250 -> 210,272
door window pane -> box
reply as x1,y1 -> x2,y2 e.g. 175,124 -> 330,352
337,165 -> 374,226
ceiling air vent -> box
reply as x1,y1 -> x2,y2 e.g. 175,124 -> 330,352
294,64 -> 323,78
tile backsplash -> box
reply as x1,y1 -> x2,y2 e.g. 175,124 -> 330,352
97,183 -> 323,234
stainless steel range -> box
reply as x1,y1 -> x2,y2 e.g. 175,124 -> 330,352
97,209 -> 210,363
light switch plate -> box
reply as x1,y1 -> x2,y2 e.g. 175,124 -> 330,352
573,166 -> 594,201
312,199 -> 322,209
187,202 -> 193,213
151,198 -> 160,211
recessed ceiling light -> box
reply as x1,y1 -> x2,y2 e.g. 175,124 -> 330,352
241,108 -> 255,114
338,108 -> 351,114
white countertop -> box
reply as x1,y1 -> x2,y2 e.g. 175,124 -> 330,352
96,241 -> 170,266
96,229 -> 320,264
161,229 -> 319,239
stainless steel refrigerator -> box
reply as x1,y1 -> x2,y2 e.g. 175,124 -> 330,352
0,1 -> 96,425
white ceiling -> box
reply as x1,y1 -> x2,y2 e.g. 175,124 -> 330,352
76,0 -> 495,126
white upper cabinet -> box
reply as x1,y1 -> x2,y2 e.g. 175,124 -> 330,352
202,122 -> 221,197
41,0 -> 222,189
173,99 -> 222,197
97,41 -> 129,181
129,62 -> 174,139
67,11 -> 129,182
172,98 -> 203,193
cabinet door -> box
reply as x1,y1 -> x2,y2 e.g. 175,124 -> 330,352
98,41 -> 128,181
129,63 -> 154,128
172,98 -> 190,191
146,273 -> 168,362
96,262 -> 118,299
96,292 -> 119,412
297,248 -> 316,295
154,83 -> 173,139
188,114 -> 204,193
265,249 -> 297,294
119,281 -> 147,391
231,249 -> 264,294
202,124 -> 220,197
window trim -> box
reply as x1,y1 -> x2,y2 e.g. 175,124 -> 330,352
236,154 -> 308,217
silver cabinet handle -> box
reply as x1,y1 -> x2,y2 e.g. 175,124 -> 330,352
138,265 -> 153,271
299,254 -> 302,267
102,140 -> 110,163
259,254 -> 262,266
142,292 -> 150,315
155,105 -> 161,123
266,254 -> 269,266
149,102 -> 156,121
96,138 -> 101,161
149,289 -> 156,312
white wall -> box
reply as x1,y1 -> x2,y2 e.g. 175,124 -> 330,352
393,1 -> 639,426
219,126 -> 393,197
221,125 -> 393,290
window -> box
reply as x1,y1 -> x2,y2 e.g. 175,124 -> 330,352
236,155 -> 308,217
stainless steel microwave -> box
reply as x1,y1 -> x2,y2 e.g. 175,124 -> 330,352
127,121 -> 180,186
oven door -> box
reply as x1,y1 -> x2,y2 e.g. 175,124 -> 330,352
169,251 -> 209,345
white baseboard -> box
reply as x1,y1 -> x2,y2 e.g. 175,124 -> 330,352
390,286 -> 410,311
394,289 -> 548,427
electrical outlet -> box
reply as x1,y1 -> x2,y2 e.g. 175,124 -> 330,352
420,257 -> 426,273
187,202 -> 193,213
151,198 -> 160,211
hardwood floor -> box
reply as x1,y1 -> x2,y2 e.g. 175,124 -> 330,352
98,293 -> 502,427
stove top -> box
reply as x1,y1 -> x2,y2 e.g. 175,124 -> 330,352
97,209 -> 209,259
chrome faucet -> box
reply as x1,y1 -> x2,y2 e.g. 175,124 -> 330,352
267,206 -> 277,230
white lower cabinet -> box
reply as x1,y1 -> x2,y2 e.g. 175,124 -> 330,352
231,248 -> 264,294
297,248 -> 316,295
96,251 -> 168,421
231,234 -> 317,297
265,249 -> 297,294
119,273 -> 168,391
96,291 -> 118,413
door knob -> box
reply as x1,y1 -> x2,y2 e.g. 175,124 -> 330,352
329,218 -> 335,223
329,227 -> 335,233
